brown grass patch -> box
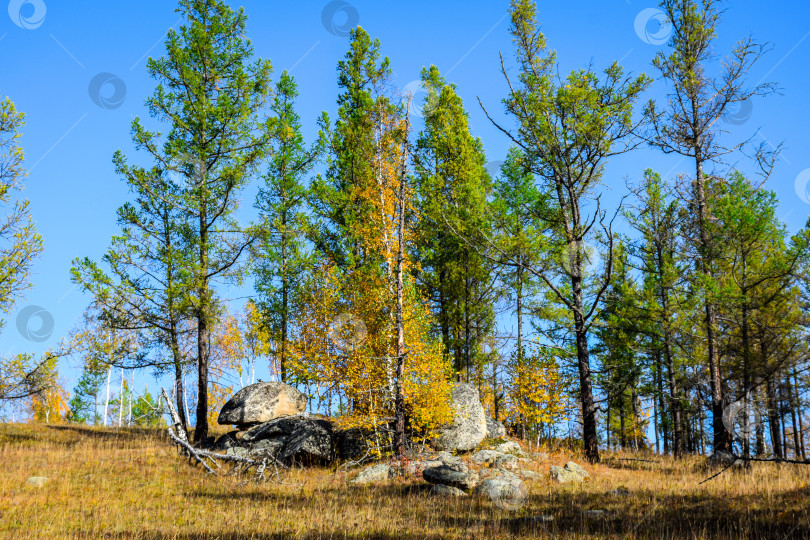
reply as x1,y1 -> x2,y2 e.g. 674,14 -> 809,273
1,423 -> 808,538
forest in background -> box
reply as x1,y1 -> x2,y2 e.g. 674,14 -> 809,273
1,0 -> 808,465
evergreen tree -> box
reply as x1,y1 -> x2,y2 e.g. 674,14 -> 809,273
255,71 -> 322,383
644,0 -> 778,453
485,0 -> 651,462
309,26 -> 391,270
413,65 -> 496,379
0,97 -> 46,404
120,0 -> 274,441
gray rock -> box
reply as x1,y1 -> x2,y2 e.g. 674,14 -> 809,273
707,451 -> 748,468
475,476 -> 528,510
278,418 -> 334,465
26,477 -> 48,488
434,383 -> 488,452
423,464 -> 479,491
494,441 -> 523,455
212,431 -> 240,451
217,382 -> 306,426
251,438 -> 285,455
430,484 -> 468,497
491,468 -> 521,480
235,416 -> 335,464
225,446 -> 250,458
564,461 -> 590,479
404,459 -> 443,476
582,509 -> 607,519
516,469 -> 542,481
350,463 -> 391,484
436,451 -> 462,466
550,465 -> 583,484
486,416 -> 507,438
471,449 -> 503,465
494,454 -> 518,469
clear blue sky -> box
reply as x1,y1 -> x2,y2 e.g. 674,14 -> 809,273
2,0 -> 809,401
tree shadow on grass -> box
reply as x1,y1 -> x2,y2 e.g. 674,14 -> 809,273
433,487 -> 810,539
124,532 -> 446,540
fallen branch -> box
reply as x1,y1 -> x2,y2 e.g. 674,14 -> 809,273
160,387 -> 288,483
699,453 -> 810,485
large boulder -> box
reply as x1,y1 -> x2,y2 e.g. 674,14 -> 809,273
423,462 -> 480,491
228,415 -> 335,465
279,418 -> 335,465
334,427 -> 371,461
433,383 -> 488,452
472,449 -> 503,465
430,484 -> 468,497
218,382 -> 307,426
475,476 -> 528,510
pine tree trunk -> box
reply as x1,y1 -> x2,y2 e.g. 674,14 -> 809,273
280,209 -> 288,383
766,375 -> 783,458
195,205 -> 210,443
787,376 -> 801,459
794,370 -> 806,460
693,146 -> 729,454
572,271 -> 599,462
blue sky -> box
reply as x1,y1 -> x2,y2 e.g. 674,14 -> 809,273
2,0 -> 809,404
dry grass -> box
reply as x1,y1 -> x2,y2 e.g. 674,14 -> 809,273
1,423 -> 809,539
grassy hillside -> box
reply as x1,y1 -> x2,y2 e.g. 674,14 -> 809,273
1,423 -> 808,538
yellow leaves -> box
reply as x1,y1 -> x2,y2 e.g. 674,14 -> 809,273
285,264 -> 452,442
505,343 -> 569,429
31,380 -> 69,424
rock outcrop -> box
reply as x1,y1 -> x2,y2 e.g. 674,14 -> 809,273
350,463 -> 391,484
433,383 -> 487,452
430,484 -> 468,497
216,415 -> 335,465
217,382 -> 306,426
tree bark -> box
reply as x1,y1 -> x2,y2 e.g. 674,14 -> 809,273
393,107 -> 410,458
194,204 -> 211,443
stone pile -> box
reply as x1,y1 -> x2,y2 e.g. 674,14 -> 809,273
210,381 -> 501,465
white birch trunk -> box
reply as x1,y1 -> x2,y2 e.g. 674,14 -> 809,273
128,370 -> 134,425
118,366 -> 125,428
103,364 -> 112,427
182,371 -> 191,426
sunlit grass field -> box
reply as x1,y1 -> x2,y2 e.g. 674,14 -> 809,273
1,423 -> 808,538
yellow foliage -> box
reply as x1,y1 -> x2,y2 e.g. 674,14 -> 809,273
505,342 -> 569,431
286,106 -> 452,446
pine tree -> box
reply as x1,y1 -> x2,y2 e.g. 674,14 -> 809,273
123,0 -> 274,442
309,26 -> 391,270
413,65 -> 495,379
0,97 -> 45,404
644,0 -> 778,453
626,170 -> 687,456
255,71 -> 321,383
484,0 -> 651,462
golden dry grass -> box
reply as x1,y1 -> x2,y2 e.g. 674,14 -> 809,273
1,423 -> 809,539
